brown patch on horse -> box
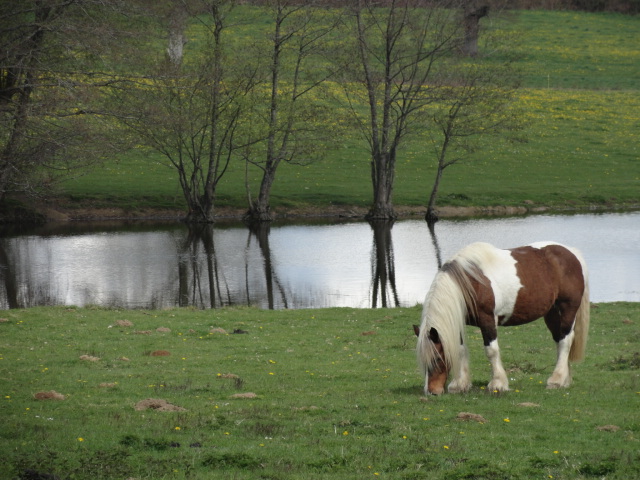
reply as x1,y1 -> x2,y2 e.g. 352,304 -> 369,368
504,246 -> 558,325
507,245 -> 584,326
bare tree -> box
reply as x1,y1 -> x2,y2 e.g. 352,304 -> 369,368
116,0 -> 258,223
424,57 -> 522,223
241,0 -> 338,223
340,0 -> 461,220
0,0 -> 132,208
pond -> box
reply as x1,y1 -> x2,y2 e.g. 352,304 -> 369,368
0,211 -> 638,310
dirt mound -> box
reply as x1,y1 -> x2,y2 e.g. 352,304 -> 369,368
230,392 -> 257,399
148,350 -> 171,357
134,398 -> 186,412
79,354 -> 100,362
597,425 -> 620,432
34,390 -> 65,401
456,412 -> 487,423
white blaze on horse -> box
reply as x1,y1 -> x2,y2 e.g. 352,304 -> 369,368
415,241 -> 590,395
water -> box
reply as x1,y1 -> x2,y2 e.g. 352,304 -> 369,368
0,212 -> 638,310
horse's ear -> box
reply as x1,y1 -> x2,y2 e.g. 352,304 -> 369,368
413,325 -> 420,337
429,327 -> 441,343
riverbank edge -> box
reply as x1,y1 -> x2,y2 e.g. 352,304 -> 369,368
3,197 -> 640,224
37,201 -> 640,222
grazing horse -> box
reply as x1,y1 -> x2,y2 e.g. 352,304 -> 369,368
415,241 -> 589,395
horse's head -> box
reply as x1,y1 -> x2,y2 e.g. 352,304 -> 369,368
414,325 -> 449,395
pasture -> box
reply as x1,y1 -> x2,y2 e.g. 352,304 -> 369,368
1,303 -> 638,479
59,10 -> 640,215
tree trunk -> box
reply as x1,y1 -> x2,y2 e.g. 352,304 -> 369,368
185,194 -> 216,223
367,200 -> 397,221
462,3 -> 489,57
425,133 -> 451,224
244,170 -> 276,223
425,165 -> 443,224
166,5 -> 187,67
366,152 -> 397,221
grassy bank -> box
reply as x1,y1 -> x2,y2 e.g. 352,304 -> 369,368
1,303 -> 639,479
56,10 -> 640,218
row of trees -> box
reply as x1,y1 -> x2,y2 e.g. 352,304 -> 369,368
248,0 -> 640,13
1,0 -> 521,224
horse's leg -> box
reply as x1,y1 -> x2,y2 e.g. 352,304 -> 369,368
480,323 -> 509,392
545,302 -> 578,388
448,341 -> 472,393
547,330 -> 574,388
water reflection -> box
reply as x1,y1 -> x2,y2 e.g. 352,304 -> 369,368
0,212 -> 638,310
370,220 -> 399,308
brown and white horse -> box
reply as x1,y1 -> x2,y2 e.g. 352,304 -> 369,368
415,241 -> 590,395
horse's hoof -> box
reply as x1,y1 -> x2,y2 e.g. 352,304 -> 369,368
448,383 -> 471,394
546,375 -> 571,389
546,381 -> 570,389
487,380 -> 509,392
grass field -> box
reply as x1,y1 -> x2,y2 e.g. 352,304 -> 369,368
1,303 -> 639,479
59,9 -> 640,215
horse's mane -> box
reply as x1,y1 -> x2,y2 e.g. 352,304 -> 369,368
417,243 -> 491,381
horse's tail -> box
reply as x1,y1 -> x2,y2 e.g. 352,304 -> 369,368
569,252 -> 590,363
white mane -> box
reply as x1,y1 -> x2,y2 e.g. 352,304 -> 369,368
417,242 -> 496,381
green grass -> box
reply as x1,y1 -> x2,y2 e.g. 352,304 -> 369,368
514,11 -> 640,90
59,10 -> 640,214
1,303 -> 639,479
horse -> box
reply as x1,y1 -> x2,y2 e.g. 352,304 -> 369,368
414,241 -> 590,395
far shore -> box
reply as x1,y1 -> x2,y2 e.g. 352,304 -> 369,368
37,201 -> 640,223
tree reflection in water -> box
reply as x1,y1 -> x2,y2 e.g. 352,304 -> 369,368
173,222 -> 291,309
246,222 -> 288,310
369,220 -> 399,308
